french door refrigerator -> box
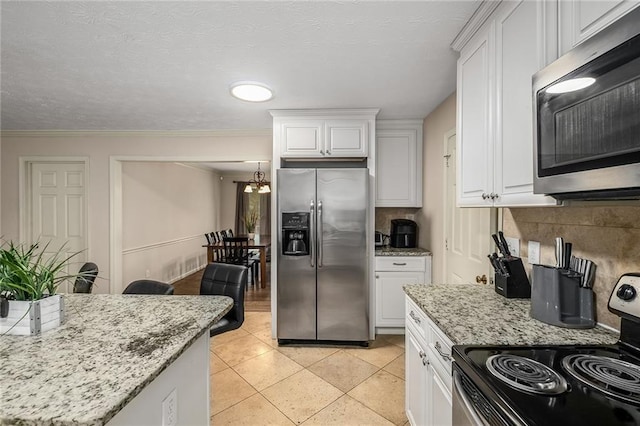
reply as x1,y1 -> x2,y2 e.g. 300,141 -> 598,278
277,168 -> 369,344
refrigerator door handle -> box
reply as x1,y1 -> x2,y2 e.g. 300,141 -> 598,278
318,200 -> 323,268
310,200 -> 315,268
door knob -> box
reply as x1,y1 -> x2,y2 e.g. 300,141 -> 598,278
476,275 -> 488,285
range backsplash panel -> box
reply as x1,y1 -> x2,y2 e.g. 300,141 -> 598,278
503,206 -> 640,329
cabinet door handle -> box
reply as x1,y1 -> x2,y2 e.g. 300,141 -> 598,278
481,193 -> 488,200
326,149 -> 331,155
409,311 -> 421,324
435,341 -> 452,363
320,149 -> 325,155
490,192 -> 498,200
393,262 -> 407,266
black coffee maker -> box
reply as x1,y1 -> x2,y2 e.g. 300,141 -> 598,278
390,219 -> 417,248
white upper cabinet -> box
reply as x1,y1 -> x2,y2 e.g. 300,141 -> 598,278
272,109 -> 378,158
559,0 -> 640,55
375,120 -> 423,207
454,0 -> 557,207
325,120 -> 368,156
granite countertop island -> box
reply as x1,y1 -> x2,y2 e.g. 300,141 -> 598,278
0,294 -> 233,426
404,283 -> 618,346
375,246 -> 432,256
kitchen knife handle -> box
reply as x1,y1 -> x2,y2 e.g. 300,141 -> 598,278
492,234 -> 503,255
498,231 -> 511,256
310,200 -> 315,268
318,200 -> 323,268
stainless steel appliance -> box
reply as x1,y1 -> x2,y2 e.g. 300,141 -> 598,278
453,273 -> 640,425
277,168 -> 369,344
533,7 -> 640,200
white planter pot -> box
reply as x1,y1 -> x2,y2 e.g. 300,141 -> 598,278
0,295 -> 65,336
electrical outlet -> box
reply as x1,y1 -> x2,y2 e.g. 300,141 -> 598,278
162,388 -> 177,426
528,241 -> 541,264
504,237 -> 520,257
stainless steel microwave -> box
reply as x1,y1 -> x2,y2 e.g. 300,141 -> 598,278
533,7 -> 640,200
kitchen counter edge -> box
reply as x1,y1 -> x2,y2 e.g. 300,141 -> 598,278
375,247 -> 431,256
404,283 -> 618,346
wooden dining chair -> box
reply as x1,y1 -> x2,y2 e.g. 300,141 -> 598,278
222,237 -> 259,288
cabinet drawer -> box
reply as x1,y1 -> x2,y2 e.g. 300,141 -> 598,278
405,297 -> 429,343
428,320 -> 454,391
376,256 -> 426,272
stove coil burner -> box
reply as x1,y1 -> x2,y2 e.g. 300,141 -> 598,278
486,354 -> 568,395
562,354 -> 640,404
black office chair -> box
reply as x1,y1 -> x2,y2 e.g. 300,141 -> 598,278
73,262 -> 99,293
199,263 -> 247,336
123,280 -> 174,295
222,237 -> 259,287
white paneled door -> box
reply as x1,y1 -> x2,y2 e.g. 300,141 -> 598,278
444,132 -> 495,285
28,161 -> 87,293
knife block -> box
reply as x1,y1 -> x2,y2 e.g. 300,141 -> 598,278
531,265 -> 595,329
494,257 -> 531,299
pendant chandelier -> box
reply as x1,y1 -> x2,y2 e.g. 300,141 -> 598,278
244,162 -> 271,193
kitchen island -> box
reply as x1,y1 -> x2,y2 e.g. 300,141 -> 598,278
404,283 -> 618,345
0,294 -> 232,426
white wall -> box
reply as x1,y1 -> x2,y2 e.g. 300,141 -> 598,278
416,93 -> 456,284
0,130 -> 272,293
121,162 -> 221,286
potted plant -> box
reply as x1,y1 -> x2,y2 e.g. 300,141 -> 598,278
243,209 -> 260,240
0,240 -> 85,335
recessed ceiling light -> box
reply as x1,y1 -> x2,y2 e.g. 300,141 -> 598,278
230,81 -> 274,102
546,77 -> 596,94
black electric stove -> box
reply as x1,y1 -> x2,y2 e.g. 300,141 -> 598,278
452,273 -> 640,426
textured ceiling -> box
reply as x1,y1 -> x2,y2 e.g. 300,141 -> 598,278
0,1 -> 479,131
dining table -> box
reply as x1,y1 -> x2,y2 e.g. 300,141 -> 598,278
203,234 -> 271,288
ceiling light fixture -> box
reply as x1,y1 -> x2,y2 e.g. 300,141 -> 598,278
244,162 -> 271,194
546,77 -> 596,94
230,81 -> 274,102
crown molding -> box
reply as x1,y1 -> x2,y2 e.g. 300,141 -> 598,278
269,108 -> 380,118
0,129 -> 273,138
451,0 -> 502,52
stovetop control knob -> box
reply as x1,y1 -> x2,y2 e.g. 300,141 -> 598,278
617,284 -> 637,301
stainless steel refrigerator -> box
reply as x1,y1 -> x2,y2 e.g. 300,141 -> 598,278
277,168 -> 369,344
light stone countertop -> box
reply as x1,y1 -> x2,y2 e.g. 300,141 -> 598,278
404,283 -> 619,346
375,246 -> 432,256
0,294 -> 233,426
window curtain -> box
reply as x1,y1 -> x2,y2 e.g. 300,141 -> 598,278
259,191 -> 271,235
235,183 -> 249,235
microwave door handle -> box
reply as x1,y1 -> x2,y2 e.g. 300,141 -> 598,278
453,370 -> 490,426
310,200 -> 315,268
405,234 -> 408,247
318,200 -> 323,268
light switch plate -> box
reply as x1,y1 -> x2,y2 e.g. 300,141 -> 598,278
528,241 -> 541,264
504,237 -> 520,257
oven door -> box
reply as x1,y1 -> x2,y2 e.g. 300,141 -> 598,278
452,364 -> 520,426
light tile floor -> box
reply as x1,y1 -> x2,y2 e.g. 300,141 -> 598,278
210,312 -> 408,425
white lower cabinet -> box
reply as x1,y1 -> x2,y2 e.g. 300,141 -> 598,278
405,296 -> 453,426
375,256 -> 431,329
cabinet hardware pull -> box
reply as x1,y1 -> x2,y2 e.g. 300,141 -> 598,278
481,193 -> 488,200
419,350 -> 425,358
326,149 -> 331,155
423,357 -> 429,366
435,341 -> 452,362
393,262 -> 407,266
490,192 -> 498,200
409,311 -> 421,324
320,150 -> 325,155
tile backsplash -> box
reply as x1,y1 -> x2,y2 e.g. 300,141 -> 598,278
503,206 -> 640,329
375,207 -> 419,235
